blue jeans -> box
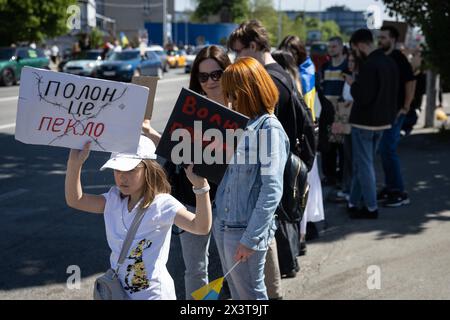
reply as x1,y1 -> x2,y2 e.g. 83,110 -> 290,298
179,205 -> 211,300
349,127 -> 382,211
379,115 -> 406,193
213,219 -> 268,300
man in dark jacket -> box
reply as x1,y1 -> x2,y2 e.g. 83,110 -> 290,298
347,29 -> 399,219
377,25 -> 416,207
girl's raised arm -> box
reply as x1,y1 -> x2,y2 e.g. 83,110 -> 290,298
174,165 -> 212,235
65,141 -> 106,214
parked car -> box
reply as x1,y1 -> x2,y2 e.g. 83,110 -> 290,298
184,45 -> 206,73
0,47 -> 49,86
63,49 -> 103,77
166,49 -> 186,68
146,45 -> 169,72
96,49 -> 163,82
140,51 -> 164,78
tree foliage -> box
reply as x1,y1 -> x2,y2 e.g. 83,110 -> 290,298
0,0 -> 77,46
193,0 -> 344,46
192,0 -> 249,23
381,0 -> 450,83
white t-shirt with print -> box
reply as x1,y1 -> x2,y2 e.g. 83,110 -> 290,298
102,186 -> 185,300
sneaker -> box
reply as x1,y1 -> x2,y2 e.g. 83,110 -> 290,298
377,188 -> 391,202
384,192 -> 410,207
349,207 -> 378,219
282,269 -> 297,278
327,190 -> 349,203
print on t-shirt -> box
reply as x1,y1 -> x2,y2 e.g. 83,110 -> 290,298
124,239 -> 153,294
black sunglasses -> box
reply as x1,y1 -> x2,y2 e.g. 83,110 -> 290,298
198,70 -> 223,83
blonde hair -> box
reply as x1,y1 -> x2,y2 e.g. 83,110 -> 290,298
140,160 -> 171,209
221,57 -> 278,118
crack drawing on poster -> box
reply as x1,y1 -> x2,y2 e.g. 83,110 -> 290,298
33,72 -> 128,151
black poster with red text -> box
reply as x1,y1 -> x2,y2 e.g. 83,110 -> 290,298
155,87 -> 249,185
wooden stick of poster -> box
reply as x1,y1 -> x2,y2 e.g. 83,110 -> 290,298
132,76 -> 158,119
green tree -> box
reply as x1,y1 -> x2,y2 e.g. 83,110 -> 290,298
0,0 -> 76,46
319,20 -> 343,41
382,0 -> 450,83
249,0 -> 279,45
88,28 -> 105,49
192,0 -> 249,23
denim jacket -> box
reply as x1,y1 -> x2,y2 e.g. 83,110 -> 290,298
214,113 -> 290,251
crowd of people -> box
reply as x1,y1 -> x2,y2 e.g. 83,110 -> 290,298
64,20 -> 424,300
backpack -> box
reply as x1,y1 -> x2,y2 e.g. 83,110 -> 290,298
267,69 -> 317,171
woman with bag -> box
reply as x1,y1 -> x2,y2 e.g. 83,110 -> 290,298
65,135 -> 212,299
142,45 -> 232,299
214,57 -> 289,299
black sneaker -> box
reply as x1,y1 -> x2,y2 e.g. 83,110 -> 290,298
349,207 -> 378,219
281,269 -> 297,278
377,188 -> 391,202
384,192 -> 410,208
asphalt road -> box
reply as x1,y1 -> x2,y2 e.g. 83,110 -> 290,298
1,67 -> 450,300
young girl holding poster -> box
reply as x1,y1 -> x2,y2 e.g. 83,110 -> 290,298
65,135 -> 212,300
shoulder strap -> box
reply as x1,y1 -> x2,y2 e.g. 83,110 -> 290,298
116,207 -> 146,272
268,69 -> 300,149
268,69 -> 293,94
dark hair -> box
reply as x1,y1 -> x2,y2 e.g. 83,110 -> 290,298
189,45 -> 231,95
278,35 -> 308,66
350,28 -> 374,46
271,50 -> 300,83
228,20 -> 271,53
348,50 -> 362,72
343,45 -> 349,56
380,25 -> 400,41
328,36 -> 343,46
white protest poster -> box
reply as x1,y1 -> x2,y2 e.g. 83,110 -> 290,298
15,66 -> 149,153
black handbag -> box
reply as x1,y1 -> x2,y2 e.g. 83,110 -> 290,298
256,113 -> 309,224
276,149 -> 309,223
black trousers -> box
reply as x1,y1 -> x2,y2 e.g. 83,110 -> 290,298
275,219 -> 300,275
321,142 -> 344,183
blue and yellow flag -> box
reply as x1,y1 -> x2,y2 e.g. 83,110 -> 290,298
299,56 -> 317,121
120,32 -> 129,47
191,277 -> 224,300
191,260 -> 240,300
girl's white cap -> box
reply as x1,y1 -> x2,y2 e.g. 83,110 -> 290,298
100,135 -> 157,172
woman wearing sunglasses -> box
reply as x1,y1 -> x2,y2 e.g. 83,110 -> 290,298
179,45 -> 232,299
143,45 -> 232,299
